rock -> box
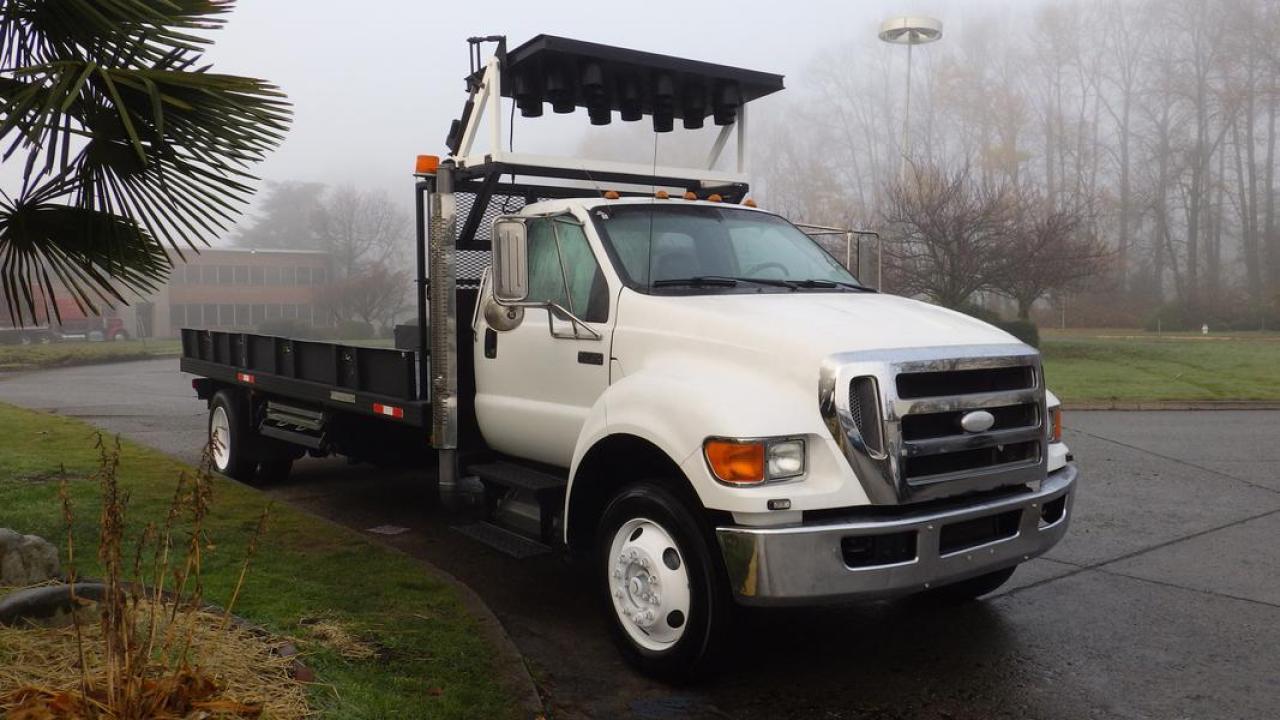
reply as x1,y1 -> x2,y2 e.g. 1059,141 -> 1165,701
0,528 -> 61,587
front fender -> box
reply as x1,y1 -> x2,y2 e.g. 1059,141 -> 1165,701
569,356 -> 872,522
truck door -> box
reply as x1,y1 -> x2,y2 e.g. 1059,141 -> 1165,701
474,214 -> 613,467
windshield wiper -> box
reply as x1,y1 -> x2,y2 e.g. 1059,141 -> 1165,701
792,279 -> 876,292
651,276 -> 740,288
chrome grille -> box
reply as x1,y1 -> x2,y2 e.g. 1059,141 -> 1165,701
820,344 -> 1047,505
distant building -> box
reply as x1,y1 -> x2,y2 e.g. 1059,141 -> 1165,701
124,248 -> 335,339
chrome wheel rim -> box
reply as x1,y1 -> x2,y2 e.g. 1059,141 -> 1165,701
607,517 -> 691,651
210,406 -> 231,471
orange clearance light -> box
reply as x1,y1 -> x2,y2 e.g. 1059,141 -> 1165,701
603,190 -> 621,199
1051,406 -> 1063,443
415,154 -> 440,174
683,191 -> 698,200
704,439 -> 766,485
707,193 -> 723,203
742,198 -> 758,208
655,190 -> 670,199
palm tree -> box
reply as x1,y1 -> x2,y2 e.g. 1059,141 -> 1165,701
0,0 -> 290,323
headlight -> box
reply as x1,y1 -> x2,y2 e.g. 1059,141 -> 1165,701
704,437 -> 806,485
1050,405 -> 1063,443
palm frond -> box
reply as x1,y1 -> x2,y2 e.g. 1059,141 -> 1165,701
0,0 -> 289,320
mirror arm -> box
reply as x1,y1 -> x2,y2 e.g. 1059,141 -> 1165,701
546,302 -> 602,340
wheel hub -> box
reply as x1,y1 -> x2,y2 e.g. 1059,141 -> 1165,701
607,518 -> 691,650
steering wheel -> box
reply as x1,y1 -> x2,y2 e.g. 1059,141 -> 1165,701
744,261 -> 790,277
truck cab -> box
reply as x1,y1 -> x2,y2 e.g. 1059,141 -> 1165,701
181,34 -> 1076,680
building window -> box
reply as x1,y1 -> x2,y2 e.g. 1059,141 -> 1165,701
251,266 -> 264,286
187,305 -> 202,326
203,304 -> 218,326
170,304 -> 186,328
283,304 -> 297,320
266,266 -> 281,285
314,267 -> 327,284
278,267 -> 293,286
235,304 -> 250,326
296,267 -> 311,285
218,266 -> 233,285
265,304 -> 281,320
251,304 -> 265,325
234,266 -> 249,285
218,304 -> 234,325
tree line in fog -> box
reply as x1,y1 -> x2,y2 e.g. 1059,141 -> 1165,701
757,0 -> 1280,329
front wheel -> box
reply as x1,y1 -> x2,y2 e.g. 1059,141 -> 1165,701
597,482 -> 732,681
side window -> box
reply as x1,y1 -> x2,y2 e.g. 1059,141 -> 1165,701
525,217 -> 609,323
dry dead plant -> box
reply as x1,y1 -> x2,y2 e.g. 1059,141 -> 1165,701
0,435 -> 306,720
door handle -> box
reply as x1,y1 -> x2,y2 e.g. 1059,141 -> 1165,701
577,351 -> 604,366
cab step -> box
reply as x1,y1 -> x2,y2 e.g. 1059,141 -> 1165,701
468,462 -> 567,494
453,521 -> 551,559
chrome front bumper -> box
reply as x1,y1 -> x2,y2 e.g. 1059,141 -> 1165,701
716,464 -> 1077,606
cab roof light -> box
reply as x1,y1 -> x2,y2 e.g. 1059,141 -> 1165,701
655,190 -> 670,199
683,191 -> 698,200
707,193 -> 723,203
415,154 -> 440,174
603,190 -> 621,200
742,198 -> 757,208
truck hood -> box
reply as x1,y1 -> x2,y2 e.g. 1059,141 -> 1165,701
614,290 -> 1026,379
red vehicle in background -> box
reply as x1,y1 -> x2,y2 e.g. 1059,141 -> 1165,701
0,293 -> 129,345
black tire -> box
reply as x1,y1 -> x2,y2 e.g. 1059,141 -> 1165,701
208,390 -> 258,481
923,565 -> 1017,604
596,481 -> 732,681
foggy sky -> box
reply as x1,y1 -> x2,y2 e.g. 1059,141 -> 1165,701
2,0 -> 1017,241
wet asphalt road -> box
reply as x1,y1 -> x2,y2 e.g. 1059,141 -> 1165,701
3,358 -> 1280,719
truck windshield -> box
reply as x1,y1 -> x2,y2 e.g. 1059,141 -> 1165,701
589,204 -> 863,293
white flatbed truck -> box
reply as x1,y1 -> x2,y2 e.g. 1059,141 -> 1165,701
181,34 -> 1077,678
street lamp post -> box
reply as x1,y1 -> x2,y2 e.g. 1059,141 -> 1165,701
878,15 -> 942,292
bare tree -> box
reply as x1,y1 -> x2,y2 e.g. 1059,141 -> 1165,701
314,186 -> 409,280
996,193 -> 1110,319
880,163 -> 1015,309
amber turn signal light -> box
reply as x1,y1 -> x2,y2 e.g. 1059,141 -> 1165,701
1051,406 -> 1063,443
704,439 -> 766,484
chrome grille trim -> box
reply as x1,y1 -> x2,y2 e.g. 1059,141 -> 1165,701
819,344 -> 1046,505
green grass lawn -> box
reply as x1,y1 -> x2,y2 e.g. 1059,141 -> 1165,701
0,402 -> 519,719
1040,330 -> 1280,404
0,339 -> 182,371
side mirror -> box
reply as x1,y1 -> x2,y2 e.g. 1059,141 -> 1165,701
491,218 -> 529,303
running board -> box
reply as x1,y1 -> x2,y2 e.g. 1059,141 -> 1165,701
453,521 -> 551,559
469,462 -> 567,494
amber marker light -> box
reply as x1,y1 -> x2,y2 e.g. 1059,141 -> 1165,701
683,191 -> 698,200
415,154 -> 439,174
742,198 -> 758,208
655,190 -> 670,199
707,193 -> 723,203
704,438 -> 766,485
1051,406 -> 1063,443
603,190 -> 621,199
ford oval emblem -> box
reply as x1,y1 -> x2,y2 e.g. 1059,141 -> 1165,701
960,410 -> 996,433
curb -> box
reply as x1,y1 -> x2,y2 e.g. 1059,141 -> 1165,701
1065,400 -> 1280,411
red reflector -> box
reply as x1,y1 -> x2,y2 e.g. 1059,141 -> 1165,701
373,403 -> 404,419
236,372 -> 255,384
